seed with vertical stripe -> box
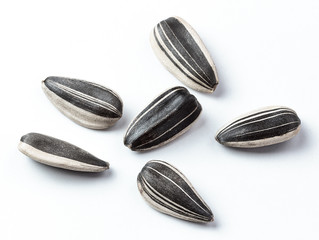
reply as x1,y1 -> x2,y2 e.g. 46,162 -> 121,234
42,76 -> 123,129
150,16 -> 219,93
124,86 -> 202,151
215,106 -> 301,148
137,160 -> 214,223
18,132 -> 109,172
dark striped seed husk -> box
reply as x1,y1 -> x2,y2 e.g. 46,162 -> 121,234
18,133 -> 109,172
215,106 -> 301,148
124,86 -> 202,151
150,16 -> 219,93
42,76 -> 123,129
137,160 -> 214,223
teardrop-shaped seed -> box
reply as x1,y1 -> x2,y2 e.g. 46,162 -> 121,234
124,86 -> 202,151
215,106 -> 301,148
42,76 -> 123,129
150,16 -> 219,93
18,133 -> 109,172
137,160 -> 213,223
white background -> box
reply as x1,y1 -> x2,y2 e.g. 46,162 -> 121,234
1,0 -> 319,239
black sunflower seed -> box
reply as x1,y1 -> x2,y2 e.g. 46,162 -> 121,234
124,86 -> 202,151
150,16 -> 219,93
42,76 -> 123,129
137,160 -> 213,223
18,132 -> 109,172
215,106 -> 301,148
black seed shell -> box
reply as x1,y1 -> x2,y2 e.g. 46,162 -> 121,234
151,16 -> 219,93
42,76 -> 123,129
215,106 -> 301,148
137,160 -> 213,223
124,86 -> 202,151
18,133 -> 109,172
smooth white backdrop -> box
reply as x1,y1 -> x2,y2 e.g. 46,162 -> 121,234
1,0 -> 318,239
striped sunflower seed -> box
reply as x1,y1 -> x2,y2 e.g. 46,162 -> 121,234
42,76 -> 123,129
150,16 -> 219,93
18,132 -> 109,172
137,160 -> 214,223
124,86 -> 202,151
215,106 -> 301,148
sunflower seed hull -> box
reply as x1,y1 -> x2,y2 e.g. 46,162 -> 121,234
137,160 -> 213,223
42,76 -> 123,129
124,86 -> 202,151
150,16 -> 218,93
18,133 -> 109,172
215,106 -> 301,148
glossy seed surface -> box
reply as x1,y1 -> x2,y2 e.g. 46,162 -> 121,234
18,133 -> 109,172
215,106 -> 301,148
150,16 -> 219,93
137,160 -> 213,223
124,86 -> 202,151
42,76 -> 123,129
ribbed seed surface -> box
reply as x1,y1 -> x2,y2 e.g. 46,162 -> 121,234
150,16 -> 218,93
42,76 -> 123,129
137,160 -> 213,223
215,106 -> 301,148
124,86 -> 202,151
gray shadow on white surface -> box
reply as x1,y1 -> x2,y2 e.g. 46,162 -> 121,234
186,218 -> 219,229
170,215 -> 219,229
210,80 -> 226,98
147,208 -> 219,229
97,112 -> 130,132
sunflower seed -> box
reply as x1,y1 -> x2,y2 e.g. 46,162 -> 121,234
42,76 -> 123,129
124,86 -> 202,151
137,160 -> 213,223
18,133 -> 109,172
215,106 -> 301,148
150,16 -> 219,93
